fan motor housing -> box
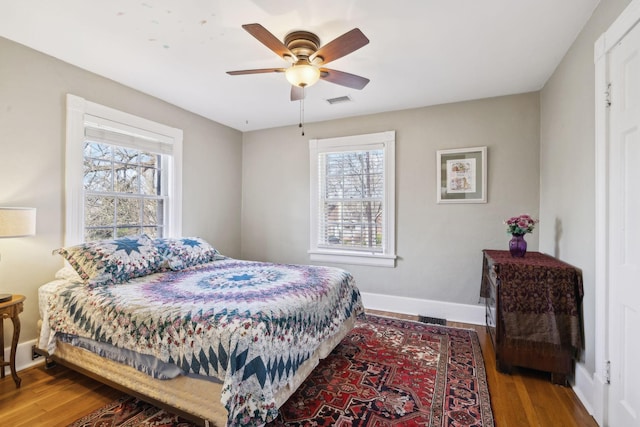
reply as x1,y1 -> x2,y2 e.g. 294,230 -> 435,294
285,31 -> 320,58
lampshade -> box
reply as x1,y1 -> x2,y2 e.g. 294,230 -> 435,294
0,207 -> 36,238
285,62 -> 321,88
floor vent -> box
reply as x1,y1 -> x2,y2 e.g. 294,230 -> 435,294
418,315 -> 447,325
326,95 -> 352,105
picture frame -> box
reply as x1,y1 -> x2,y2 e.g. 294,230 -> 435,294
436,146 -> 487,203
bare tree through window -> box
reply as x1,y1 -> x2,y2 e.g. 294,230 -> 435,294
83,141 -> 164,241
322,149 -> 384,251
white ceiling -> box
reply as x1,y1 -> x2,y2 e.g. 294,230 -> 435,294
0,0 -> 599,132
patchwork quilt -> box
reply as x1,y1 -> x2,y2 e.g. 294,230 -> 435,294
39,259 -> 364,426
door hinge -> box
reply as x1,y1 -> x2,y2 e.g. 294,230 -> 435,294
606,360 -> 611,384
605,83 -> 612,108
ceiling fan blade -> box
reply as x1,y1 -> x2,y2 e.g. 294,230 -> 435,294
226,68 -> 286,75
310,28 -> 369,65
291,86 -> 304,101
320,68 -> 370,90
242,23 -> 297,61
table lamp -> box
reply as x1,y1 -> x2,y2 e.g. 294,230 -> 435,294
0,207 -> 36,303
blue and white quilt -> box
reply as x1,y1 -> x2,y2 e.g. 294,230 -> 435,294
39,259 -> 364,426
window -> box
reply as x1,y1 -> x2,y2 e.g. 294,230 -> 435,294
65,94 -> 183,245
309,131 -> 396,267
83,138 -> 165,240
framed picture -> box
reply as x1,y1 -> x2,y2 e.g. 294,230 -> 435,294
436,146 -> 487,203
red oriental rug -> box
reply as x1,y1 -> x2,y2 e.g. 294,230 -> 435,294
68,315 -> 494,427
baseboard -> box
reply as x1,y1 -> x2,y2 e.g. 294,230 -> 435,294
360,292 -> 486,325
573,363 -> 595,415
592,371 -> 609,426
3,338 -> 43,374
566,362 -> 607,427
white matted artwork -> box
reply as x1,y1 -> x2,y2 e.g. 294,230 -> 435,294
436,146 -> 487,203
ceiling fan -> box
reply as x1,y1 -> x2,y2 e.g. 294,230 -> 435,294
227,23 -> 370,101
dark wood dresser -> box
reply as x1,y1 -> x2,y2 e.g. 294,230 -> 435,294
480,250 -> 584,385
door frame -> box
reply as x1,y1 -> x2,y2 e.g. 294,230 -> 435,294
594,1 -> 640,424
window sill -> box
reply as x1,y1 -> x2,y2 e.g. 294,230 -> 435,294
308,250 -> 396,268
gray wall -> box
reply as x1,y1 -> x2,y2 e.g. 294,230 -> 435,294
0,37 -> 243,343
5,0 -> 624,381
242,93 -> 540,305
539,0 -> 631,374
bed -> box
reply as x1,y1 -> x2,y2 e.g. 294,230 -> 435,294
37,235 -> 364,427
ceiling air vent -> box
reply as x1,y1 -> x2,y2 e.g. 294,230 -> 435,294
326,95 -> 352,105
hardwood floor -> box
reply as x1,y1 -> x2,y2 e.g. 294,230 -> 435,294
0,311 -> 598,426
370,310 -> 598,427
0,363 -> 121,427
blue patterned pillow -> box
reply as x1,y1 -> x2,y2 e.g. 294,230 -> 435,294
54,234 -> 164,286
154,237 -> 221,270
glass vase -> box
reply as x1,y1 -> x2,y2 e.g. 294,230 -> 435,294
509,233 -> 527,257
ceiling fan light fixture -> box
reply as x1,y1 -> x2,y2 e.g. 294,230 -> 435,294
285,62 -> 320,88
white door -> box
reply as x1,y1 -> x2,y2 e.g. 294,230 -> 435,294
608,18 -> 640,427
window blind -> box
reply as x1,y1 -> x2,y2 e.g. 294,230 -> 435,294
84,114 -> 174,155
318,148 -> 384,252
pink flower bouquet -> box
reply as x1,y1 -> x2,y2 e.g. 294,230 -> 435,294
505,214 -> 538,235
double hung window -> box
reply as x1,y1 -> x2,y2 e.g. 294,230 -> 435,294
309,131 -> 396,267
65,94 -> 183,244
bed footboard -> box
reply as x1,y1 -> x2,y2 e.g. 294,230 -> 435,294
35,312 -> 358,426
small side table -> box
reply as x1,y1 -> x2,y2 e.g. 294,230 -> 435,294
0,294 -> 25,388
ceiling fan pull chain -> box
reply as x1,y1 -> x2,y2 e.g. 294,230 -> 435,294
299,87 -> 305,136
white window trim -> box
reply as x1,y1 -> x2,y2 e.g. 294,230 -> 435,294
309,131 -> 396,267
65,94 -> 183,245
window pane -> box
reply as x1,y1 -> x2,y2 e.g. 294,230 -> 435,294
325,155 -> 344,175
117,198 -> 141,225
367,173 -> 384,197
364,201 -> 383,247
323,202 -> 340,244
342,202 -> 363,222
113,146 -> 140,164
325,176 -> 343,198
114,163 -> 139,193
140,166 -> 159,195
138,151 -> 157,166
84,142 -> 111,160
84,159 -> 113,192
343,174 -> 362,198
142,199 -> 162,225
365,201 -> 383,225
85,196 -> 115,228
345,152 -> 364,174
342,223 -> 363,247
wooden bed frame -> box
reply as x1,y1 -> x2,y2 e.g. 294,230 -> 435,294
36,313 -> 358,426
